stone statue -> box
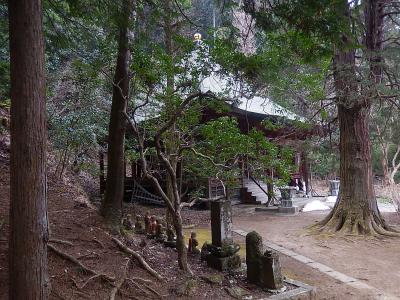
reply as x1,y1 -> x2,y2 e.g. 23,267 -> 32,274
188,232 -> 200,255
155,219 -> 166,242
164,224 -> 177,248
146,215 -> 157,238
134,215 -> 145,234
122,214 -> 133,231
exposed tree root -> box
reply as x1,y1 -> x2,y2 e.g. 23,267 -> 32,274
314,205 -> 400,237
127,278 -> 163,299
109,258 -> 164,300
110,259 -> 130,300
49,238 -> 74,246
112,237 -> 164,281
48,244 -> 115,282
91,237 -> 105,248
77,251 -> 100,260
127,279 -> 150,297
77,274 -> 102,289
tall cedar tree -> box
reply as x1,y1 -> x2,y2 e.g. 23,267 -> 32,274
319,0 -> 398,235
245,0 -> 400,235
101,0 -> 133,227
8,0 -> 49,298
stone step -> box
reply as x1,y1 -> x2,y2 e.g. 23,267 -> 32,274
246,185 -> 268,191
247,187 -> 269,193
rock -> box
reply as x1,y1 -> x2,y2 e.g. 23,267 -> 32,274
202,274 -> 224,285
225,286 -> 250,299
246,231 -> 263,283
260,249 -> 283,290
210,243 -> 240,258
206,253 -> 241,271
245,231 -> 284,290
176,279 -> 198,296
201,242 -> 212,261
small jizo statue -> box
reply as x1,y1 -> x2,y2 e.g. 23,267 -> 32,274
164,224 -> 177,248
150,216 -> 157,234
122,214 -> 133,231
188,232 -> 200,254
134,215 -> 145,234
146,215 -> 157,238
155,219 -> 166,242
144,212 -> 151,234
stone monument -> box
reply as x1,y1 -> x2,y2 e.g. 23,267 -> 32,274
246,231 -> 263,283
246,231 -> 283,291
329,180 -> 340,196
202,199 -> 241,271
278,186 -> 298,214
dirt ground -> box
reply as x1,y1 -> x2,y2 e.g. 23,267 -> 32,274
2,124 -> 400,299
0,145 -> 279,299
233,207 -> 400,300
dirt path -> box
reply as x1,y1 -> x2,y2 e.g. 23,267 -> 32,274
233,208 -> 400,300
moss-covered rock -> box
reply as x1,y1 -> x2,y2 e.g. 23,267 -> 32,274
202,274 -> 224,285
246,231 -> 263,284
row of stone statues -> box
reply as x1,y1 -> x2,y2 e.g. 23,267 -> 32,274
122,212 -> 199,253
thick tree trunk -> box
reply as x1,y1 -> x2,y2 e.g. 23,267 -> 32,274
318,0 -> 398,236
8,0 -> 49,298
101,0 -> 133,228
319,105 -> 385,234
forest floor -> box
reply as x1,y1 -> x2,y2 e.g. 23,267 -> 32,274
233,208 -> 400,300
1,123 -> 400,299
0,136 -> 283,300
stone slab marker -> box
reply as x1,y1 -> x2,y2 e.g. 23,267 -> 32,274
203,199 -> 241,271
260,249 -> 283,290
246,231 -> 283,290
246,231 -> 263,283
211,200 -> 233,247
278,187 -> 298,214
329,180 -> 340,196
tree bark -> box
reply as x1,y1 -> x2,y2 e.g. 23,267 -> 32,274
8,0 -> 49,298
318,0 -> 398,236
101,0 -> 134,228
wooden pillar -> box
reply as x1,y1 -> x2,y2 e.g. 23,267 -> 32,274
99,151 -> 105,194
